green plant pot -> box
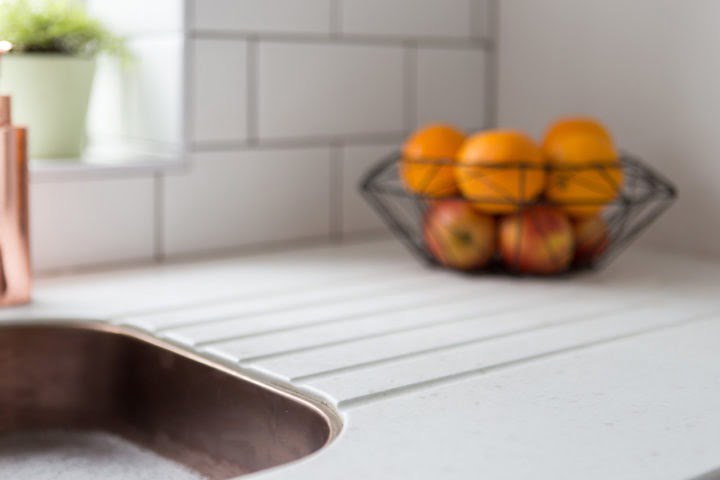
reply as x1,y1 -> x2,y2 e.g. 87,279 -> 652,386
0,54 -> 96,159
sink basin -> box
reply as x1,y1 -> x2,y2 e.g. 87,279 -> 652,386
0,323 -> 341,479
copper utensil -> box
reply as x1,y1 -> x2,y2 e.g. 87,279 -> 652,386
0,42 -> 31,306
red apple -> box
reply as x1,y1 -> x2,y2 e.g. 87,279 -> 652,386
424,201 -> 496,270
573,216 -> 609,265
499,206 -> 574,274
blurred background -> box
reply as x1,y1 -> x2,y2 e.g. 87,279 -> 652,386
0,0 -> 717,274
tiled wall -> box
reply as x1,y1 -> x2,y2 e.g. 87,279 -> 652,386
32,0 -> 493,273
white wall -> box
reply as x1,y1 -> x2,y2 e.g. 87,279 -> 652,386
498,0 -> 720,258
32,0 -> 491,273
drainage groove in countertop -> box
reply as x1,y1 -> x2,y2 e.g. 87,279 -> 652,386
112,253 -> 720,410
336,311 -> 720,409
298,296 -> 720,404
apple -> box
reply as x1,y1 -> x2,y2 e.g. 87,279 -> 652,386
499,206 -> 574,274
424,201 -> 496,270
573,216 -> 610,265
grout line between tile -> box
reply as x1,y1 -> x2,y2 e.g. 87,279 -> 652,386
153,173 -> 165,262
329,0 -> 342,38
189,30 -> 493,50
246,36 -> 260,145
484,0 -> 500,128
182,26 -> 195,150
190,132 -> 407,152
469,0 -> 490,39
468,0 -> 479,39
114,30 -> 187,40
403,41 -> 418,131
329,142 -> 344,242
182,0 -> 194,33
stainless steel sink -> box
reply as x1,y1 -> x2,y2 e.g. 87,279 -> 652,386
0,323 -> 341,479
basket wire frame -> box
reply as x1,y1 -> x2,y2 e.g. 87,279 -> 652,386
360,153 -> 677,276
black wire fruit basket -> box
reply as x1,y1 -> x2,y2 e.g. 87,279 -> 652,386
360,153 -> 677,276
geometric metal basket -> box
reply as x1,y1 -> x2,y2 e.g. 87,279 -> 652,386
360,152 -> 677,276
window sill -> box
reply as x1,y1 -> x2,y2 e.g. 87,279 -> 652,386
30,149 -> 186,183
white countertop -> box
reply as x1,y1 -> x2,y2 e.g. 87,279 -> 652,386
2,239 -> 720,480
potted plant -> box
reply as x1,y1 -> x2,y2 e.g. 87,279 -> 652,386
0,0 -> 125,159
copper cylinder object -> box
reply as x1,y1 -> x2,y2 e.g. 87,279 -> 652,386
0,95 -> 31,305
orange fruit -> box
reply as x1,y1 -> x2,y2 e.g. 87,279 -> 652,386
456,130 -> 545,214
545,133 -> 623,218
543,117 -> 613,152
401,124 -> 465,198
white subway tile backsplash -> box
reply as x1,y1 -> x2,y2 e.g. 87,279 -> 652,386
341,0 -> 474,39
341,143 -> 397,234
416,47 -> 486,130
258,42 -> 405,140
470,0 -> 490,39
31,177 -> 155,272
162,148 -> 332,256
41,0 -> 493,270
191,39 -> 248,144
191,0 -> 332,35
